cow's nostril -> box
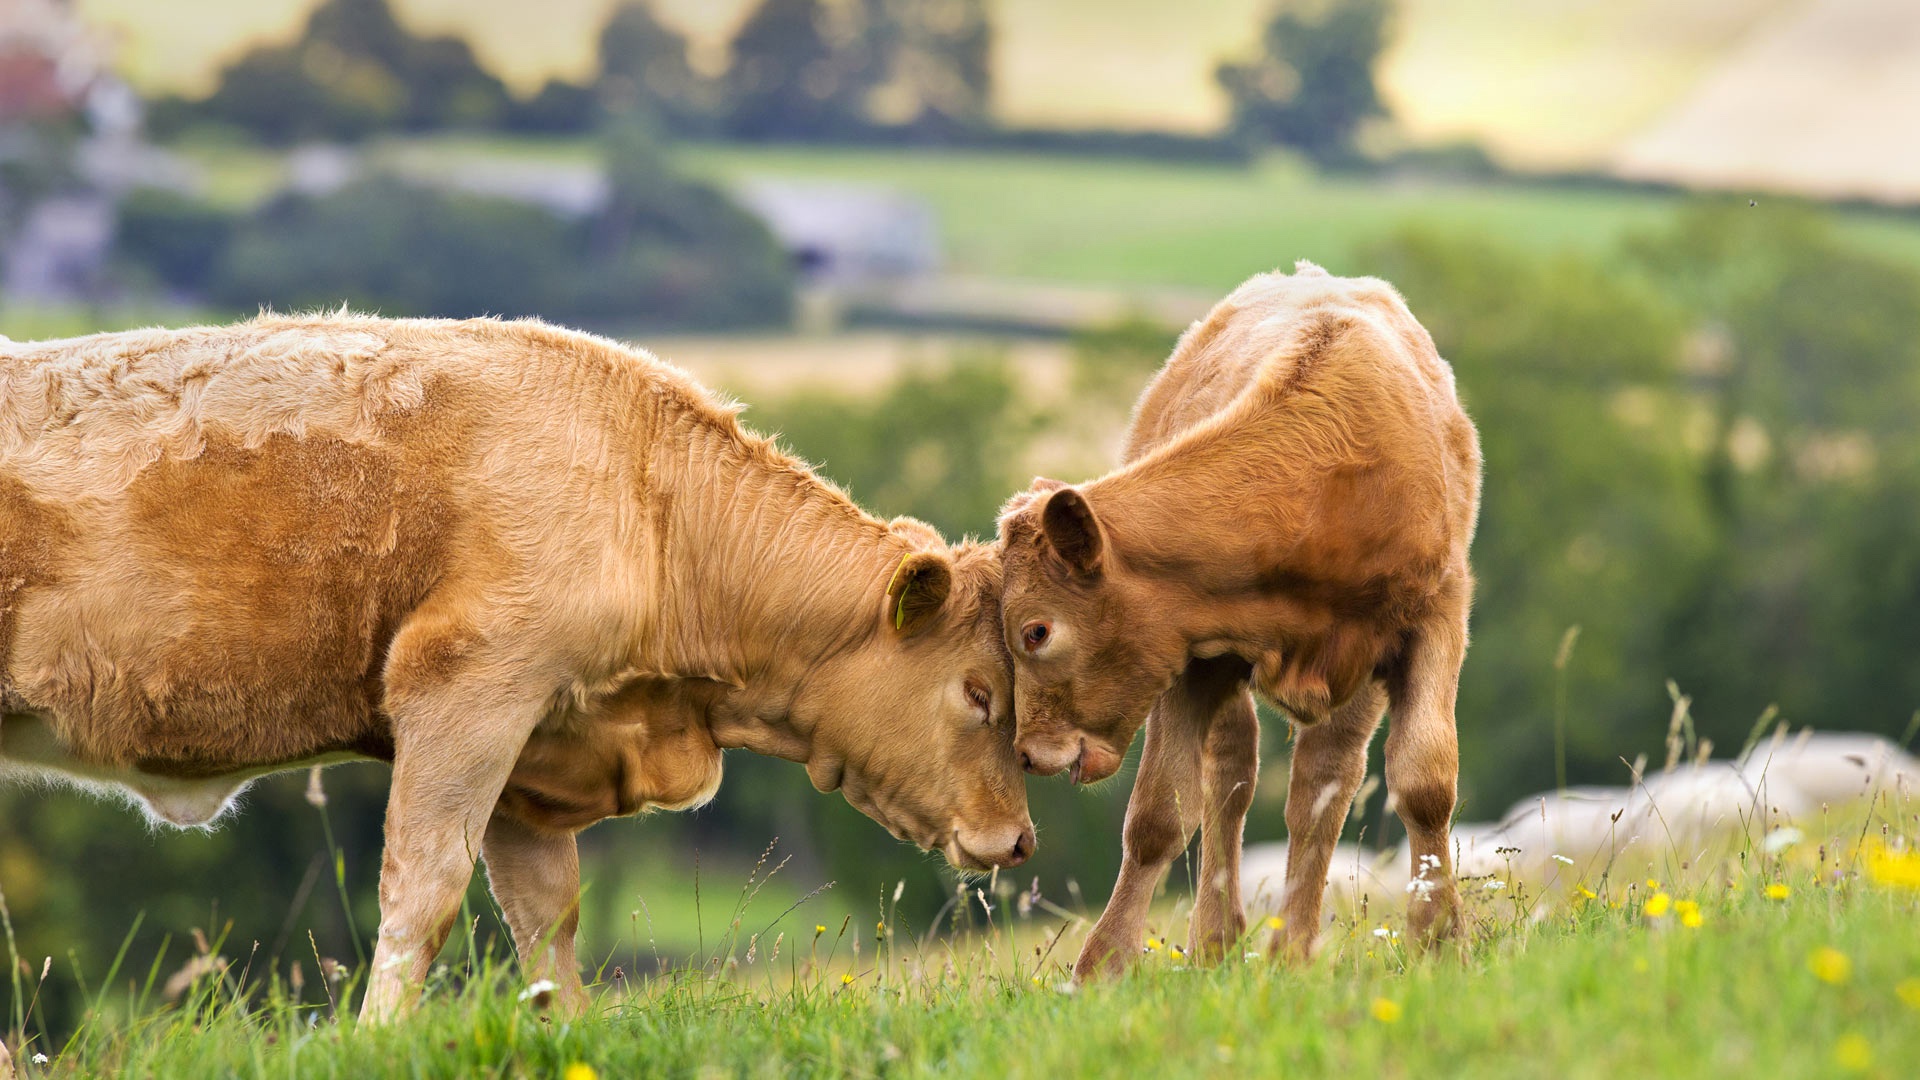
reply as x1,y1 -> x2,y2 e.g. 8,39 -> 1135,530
1008,826 -> 1036,865
1020,751 -> 1036,773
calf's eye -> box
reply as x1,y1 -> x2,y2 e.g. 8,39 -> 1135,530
1021,621 -> 1051,651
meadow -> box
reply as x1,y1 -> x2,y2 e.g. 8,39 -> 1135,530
6,803 -> 1917,1079
168,134 -> 1920,292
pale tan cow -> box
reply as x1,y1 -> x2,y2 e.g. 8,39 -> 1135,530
0,315 -> 1032,1021
996,263 -> 1480,979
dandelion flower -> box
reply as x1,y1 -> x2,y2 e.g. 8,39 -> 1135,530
1764,883 -> 1790,901
1645,879 -> 1660,889
1643,892 -> 1671,918
1864,842 -> 1920,890
1833,1033 -> 1872,1072
1369,997 -> 1402,1023
1144,936 -> 1165,952
815,925 -> 827,935
1577,886 -> 1598,901
1265,916 -> 1285,931
1895,978 -> 1920,1011
1031,975 -> 1042,985
1675,900 -> 1703,929
563,1065 -> 599,1080
841,973 -> 856,986
1808,947 -> 1852,985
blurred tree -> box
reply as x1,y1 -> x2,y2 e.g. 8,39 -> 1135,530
724,0 -> 864,139
858,0 -> 995,134
112,188 -> 237,294
195,126 -> 792,330
595,2 -> 718,134
1216,0 -> 1392,163
1628,204 -> 1920,743
150,0 -> 511,143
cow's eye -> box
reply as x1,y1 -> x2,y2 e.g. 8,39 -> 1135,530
1021,621 -> 1051,652
964,680 -> 991,719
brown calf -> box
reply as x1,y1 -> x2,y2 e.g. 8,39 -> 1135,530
996,263 -> 1480,979
0,315 -> 1032,1021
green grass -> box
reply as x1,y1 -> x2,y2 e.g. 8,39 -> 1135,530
9,815 -> 1918,1078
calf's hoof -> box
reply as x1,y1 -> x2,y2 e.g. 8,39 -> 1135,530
1071,930 -> 1138,984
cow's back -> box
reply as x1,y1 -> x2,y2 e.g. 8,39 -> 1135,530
0,317 -> 554,770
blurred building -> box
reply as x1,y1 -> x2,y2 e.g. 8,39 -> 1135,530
2,0 -> 189,302
732,179 -> 940,285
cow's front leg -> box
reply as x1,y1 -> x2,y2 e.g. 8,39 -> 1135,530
1189,688 -> 1259,960
1074,656 -> 1246,982
361,609 -> 552,1025
482,811 -> 588,1016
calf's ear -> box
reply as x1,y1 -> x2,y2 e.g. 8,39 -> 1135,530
1040,486 -> 1104,578
884,551 -> 954,636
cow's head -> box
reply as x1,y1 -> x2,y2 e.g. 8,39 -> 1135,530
797,531 -> 1033,872
995,480 -> 1186,784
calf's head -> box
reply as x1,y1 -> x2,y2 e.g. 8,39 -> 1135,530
797,538 -> 1034,872
996,481 -> 1186,784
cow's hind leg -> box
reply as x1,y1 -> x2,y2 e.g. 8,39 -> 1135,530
1385,609 -> 1468,946
1274,681 -> 1385,959
1189,687 -> 1259,960
482,812 -> 588,1015
1074,656 -> 1247,982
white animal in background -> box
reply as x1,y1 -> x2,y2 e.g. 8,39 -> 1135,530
1243,732 -> 1919,917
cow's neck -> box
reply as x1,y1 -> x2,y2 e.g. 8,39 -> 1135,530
646,414 -> 901,761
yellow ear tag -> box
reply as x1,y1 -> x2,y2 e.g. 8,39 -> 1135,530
886,553 -> 914,630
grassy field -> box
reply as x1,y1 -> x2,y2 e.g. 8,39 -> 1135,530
164,135 -> 1920,299
9,814 -> 1917,1079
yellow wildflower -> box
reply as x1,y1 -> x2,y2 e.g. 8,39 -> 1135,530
1675,900 -> 1703,929
1833,1033 -> 1872,1072
1369,997 -> 1402,1024
1645,878 -> 1661,890
564,1066 -> 600,1080
814,924 -> 826,935
1865,842 -> 1920,890
1895,978 -> 1920,1010
840,973 -> 856,986
1764,883 -> 1790,901
1643,892 -> 1672,918
1808,947 -> 1852,985
1265,916 -> 1284,931
1144,936 -> 1165,952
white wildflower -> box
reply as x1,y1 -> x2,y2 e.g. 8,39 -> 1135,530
1552,854 -> 1574,866
1406,877 -> 1437,899
518,979 -> 558,1003
1762,826 -> 1803,854
1484,879 -> 1506,892
1371,927 -> 1398,939
35,1054 -> 51,1065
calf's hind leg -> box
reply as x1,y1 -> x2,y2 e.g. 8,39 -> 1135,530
1385,614 -> 1467,945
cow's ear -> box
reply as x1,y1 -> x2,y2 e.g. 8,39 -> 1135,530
1040,486 -> 1104,578
884,551 -> 953,636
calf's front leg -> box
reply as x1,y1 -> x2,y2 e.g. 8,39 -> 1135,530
1275,682 -> 1385,959
1074,656 -> 1247,981
1189,689 -> 1259,960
